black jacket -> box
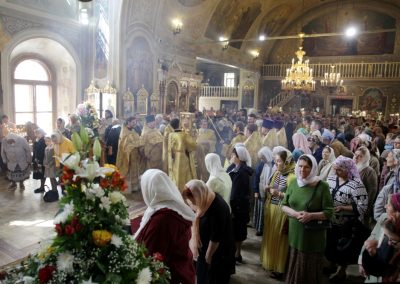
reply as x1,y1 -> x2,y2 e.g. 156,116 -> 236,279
227,163 -> 253,204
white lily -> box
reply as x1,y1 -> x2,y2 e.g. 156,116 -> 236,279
75,160 -> 114,181
57,152 -> 82,171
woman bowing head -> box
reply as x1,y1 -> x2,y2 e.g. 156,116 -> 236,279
134,169 -> 196,284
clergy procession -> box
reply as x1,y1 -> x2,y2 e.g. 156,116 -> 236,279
1,107 -> 400,283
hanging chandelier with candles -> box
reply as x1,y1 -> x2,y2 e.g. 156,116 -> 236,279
281,33 -> 315,92
321,65 -> 344,87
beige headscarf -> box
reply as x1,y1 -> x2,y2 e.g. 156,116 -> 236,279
183,179 -> 216,260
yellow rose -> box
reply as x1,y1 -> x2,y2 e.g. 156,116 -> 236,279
92,230 -> 112,247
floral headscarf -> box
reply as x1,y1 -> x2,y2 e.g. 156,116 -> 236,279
333,155 -> 360,180
295,154 -> 320,187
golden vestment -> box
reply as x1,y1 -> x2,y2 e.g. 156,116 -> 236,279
262,128 -> 279,149
225,132 -> 246,160
168,130 -> 197,191
162,124 -> 173,174
141,127 -> 163,170
116,126 -> 143,191
276,128 -> 288,149
244,131 -> 262,168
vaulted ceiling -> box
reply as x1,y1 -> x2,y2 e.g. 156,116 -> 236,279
165,0 -> 400,68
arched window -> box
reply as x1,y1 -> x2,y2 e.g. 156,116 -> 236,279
13,59 -> 54,133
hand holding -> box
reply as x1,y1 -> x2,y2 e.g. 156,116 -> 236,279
364,239 -> 378,256
334,205 -> 342,213
297,211 -> 314,223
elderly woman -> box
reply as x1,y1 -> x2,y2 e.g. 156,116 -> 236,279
205,153 -> 232,208
375,151 -> 400,221
226,144 -> 253,263
253,146 -> 274,236
282,154 -> 333,284
1,133 -> 31,190
380,149 -> 400,191
354,146 -> 378,227
260,147 -> 295,279
325,156 -> 369,281
307,131 -> 324,163
134,169 -> 196,284
32,128 -> 47,193
317,146 -> 335,181
183,179 -> 235,284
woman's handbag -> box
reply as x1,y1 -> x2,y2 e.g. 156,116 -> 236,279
32,163 -> 44,180
304,181 -> 332,230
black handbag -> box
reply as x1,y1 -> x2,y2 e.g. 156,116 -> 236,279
304,181 -> 332,230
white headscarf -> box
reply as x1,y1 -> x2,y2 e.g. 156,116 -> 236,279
272,146 -> 293,162
134,169 -> 196,239
234,144 -> 252,167
258,147 -> 274,197
295,154 -> 320,187
355,146 -> 371,173
205,153 -> 232,184
324,146 -> 336,163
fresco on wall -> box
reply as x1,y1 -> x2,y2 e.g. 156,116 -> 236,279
303,9 -> 395,56
126,37 -> 153,100
359,88 -> 386,113
258,4 -> 292,37
205,0 -> 261,49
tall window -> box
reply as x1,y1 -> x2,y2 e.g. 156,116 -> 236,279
224,72 -> 235,87
13,59 -> 53,133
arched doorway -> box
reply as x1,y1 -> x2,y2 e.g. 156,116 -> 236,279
165,81 -> 178,114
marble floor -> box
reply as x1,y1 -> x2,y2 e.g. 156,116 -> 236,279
0,174 -> 365,283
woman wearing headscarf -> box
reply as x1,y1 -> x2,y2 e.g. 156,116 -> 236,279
134,169 -> 196,284
354,146 -> 378,227
375,151 -> 400,221
205,153 -> 232,208
226,144 -> 253,263
282,154 -> 333,284
260,147 -> 296,279
56,117 -> 71,139
32,128 -> 47,193
325,156 -> 369,281
317,146 -> 336,181
183,180 -> 235,284
1,133 -> 31,190
292,131 -> 311,155
253,146 -> 274,236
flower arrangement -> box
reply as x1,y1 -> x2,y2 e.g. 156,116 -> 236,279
76,102 -> 100,136
1,129 -> 170,284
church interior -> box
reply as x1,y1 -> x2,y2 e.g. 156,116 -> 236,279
0,0 -> 400,283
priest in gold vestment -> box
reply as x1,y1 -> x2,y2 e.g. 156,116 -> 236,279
274,120 -> 288,148
116,116 -> 143,192
168,118 -> 197,191
224,121 -> 246,165
196,119 -> 216,181
141,115 -> 163,170
162,123 -> 174,174
244,123 -> 262,169
261,119 -> 279,149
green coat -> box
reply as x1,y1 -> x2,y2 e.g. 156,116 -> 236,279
282,180 -> 333,253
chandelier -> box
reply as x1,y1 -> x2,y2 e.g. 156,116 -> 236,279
281,34 -> 315,92
321,65 -> 344,87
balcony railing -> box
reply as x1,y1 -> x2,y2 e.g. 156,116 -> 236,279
200,86 -> 239,98
262,62 -> 400,80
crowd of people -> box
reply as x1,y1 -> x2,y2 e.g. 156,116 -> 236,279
1,107 -> 400,283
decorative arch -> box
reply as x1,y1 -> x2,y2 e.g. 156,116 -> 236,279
165,80 -> 179,114
1,29 -> 81,120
